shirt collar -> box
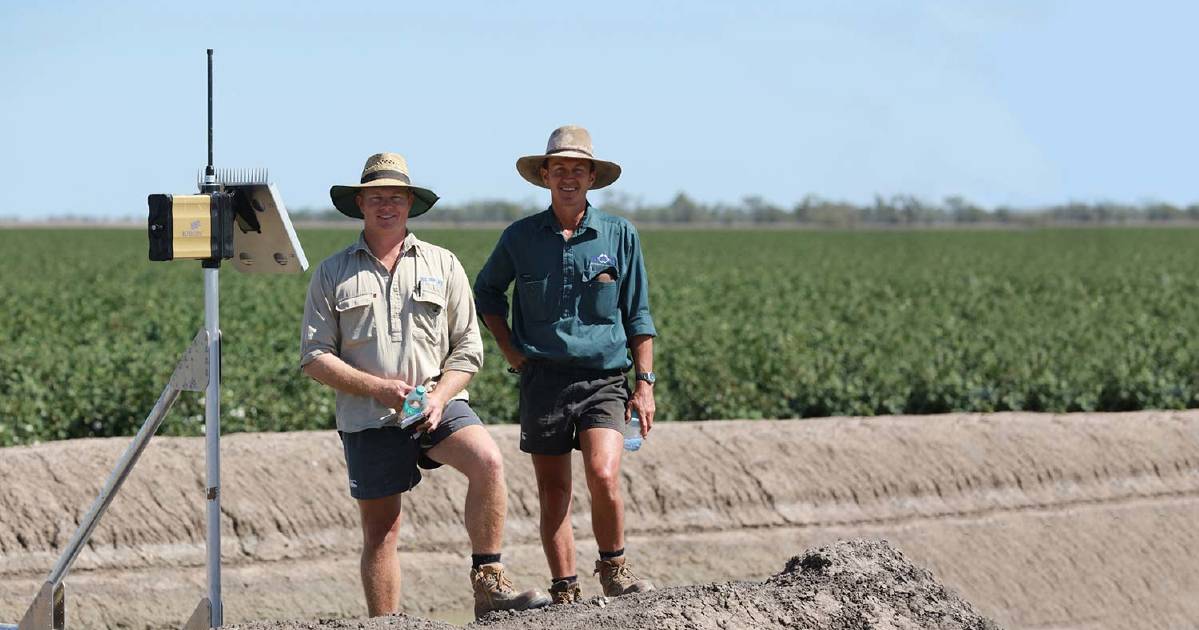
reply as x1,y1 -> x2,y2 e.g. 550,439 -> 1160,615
352,230 -> 422,257
350,231 -> 371,254
539,203 -> 596,234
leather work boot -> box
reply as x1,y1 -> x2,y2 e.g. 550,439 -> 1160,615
549,579 -> 582,605
594,556 -> 655,597
470,563 -> 551,619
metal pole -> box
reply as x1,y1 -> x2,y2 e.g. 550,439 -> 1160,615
46,387 -> 182,586
203,267 -> 222,627
201,48 -> 222,627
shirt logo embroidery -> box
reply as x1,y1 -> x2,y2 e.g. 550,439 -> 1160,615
588,253 -> 616,275
418,276 -> 445,290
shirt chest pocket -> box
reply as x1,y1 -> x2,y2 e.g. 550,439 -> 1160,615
410,289 -> 446,343
517,273 -> 552,323
335,292 -> 377,347
580,266 -> 619,324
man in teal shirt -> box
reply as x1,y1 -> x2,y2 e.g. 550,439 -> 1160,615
474,125 -> 657,604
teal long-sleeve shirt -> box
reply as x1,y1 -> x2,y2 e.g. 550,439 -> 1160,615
473,205 -> 656,371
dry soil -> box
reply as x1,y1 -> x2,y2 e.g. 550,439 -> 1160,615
2,411 -> 1197,629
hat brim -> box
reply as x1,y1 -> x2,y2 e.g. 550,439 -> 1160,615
516,151 -> 621,190
329,179 -> 440,219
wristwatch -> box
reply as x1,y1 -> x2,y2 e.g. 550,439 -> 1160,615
635,371 -> 656,385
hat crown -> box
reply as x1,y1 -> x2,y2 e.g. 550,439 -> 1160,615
516,125 -> 621,190
545,125 -> 594,158
361,152 -> 412,185
330,152 -> 439,219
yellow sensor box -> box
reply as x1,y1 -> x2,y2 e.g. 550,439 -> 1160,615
147,193 -> 234,261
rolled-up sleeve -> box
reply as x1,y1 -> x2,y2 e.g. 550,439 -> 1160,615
619,225 -> 656,339
474,230 -> 515,319
300,262 -> 338,368
443,254 -> 484,374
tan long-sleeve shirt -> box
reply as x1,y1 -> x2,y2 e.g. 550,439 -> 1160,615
300,231 -> 483,432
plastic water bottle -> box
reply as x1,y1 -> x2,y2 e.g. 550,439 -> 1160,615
623,410 -> 643,452
401,385 -> 427,419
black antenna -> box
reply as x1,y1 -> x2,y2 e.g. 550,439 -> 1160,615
206,49 -> 214,182
201,49 -> 220,269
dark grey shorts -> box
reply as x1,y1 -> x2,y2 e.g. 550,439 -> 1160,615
519,360 -> 629,455
338,399 -> 482,500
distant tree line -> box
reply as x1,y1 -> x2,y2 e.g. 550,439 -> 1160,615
287,193 -> 1199,226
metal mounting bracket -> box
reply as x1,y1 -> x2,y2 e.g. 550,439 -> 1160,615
15,581 -> 64,630
170,330 -> 210,392
181,598 -> 212,630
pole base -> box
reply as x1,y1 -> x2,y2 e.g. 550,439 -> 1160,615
17,581 -> 64,630
181,598 -> 212,630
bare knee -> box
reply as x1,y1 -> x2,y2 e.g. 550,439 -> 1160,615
359,498 -> 403,551
586,460 -> 621,497
363,519 -> 401,551
468,443 -> 504,483
538,475 -> 573,509
435,427 -> 505,484
533,454 -> 574,514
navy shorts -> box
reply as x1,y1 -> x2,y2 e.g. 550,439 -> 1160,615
519,360 -> 629,455
338,399 -> 483,500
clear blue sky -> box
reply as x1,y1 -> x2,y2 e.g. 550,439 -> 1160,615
1,1 -> 1196,219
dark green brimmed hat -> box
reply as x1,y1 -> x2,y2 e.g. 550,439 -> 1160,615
329,152 -> 439,219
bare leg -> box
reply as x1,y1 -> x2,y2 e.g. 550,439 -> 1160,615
532,453 -> 575,578
426,424 -> 506,553
580,427 -> 625,553
356,493 -> 404,616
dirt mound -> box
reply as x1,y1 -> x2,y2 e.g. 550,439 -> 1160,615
227,540 -> 997,630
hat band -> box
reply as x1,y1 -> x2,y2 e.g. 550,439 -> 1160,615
361,169 -> 412,185
547,147 -> 594,158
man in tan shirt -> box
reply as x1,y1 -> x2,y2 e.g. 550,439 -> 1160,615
300,152 -> 548,619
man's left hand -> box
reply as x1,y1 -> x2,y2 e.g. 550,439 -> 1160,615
626,381 -> 655,438
415,393 -> 447,434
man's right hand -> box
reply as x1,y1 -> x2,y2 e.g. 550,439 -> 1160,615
373,378 -> 414,410
481,313 -> 527,373
501,345 -> 527,373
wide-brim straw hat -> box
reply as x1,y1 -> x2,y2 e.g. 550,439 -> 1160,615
329,152 -> 439,219
516,125 -> 621,190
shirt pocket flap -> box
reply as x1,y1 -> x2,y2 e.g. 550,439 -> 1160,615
585,265 -> 620,283
413,289 -> 446,310
335,293 -> 375,312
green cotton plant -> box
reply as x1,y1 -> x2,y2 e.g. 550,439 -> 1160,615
2,226 -> 1199,444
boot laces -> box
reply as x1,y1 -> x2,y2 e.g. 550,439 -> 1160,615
597,560 -> 637,586
612,562 -> 637,585
481,569 -> 515,594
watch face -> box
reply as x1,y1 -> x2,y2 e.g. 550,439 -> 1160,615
638,372 -> 656,384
